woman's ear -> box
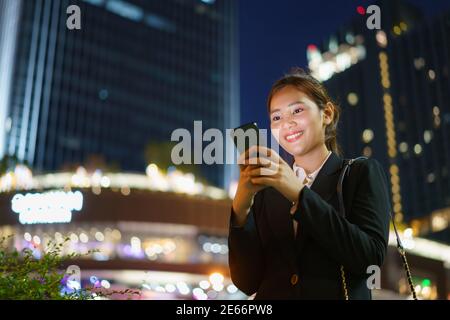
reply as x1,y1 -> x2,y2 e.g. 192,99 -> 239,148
322,102 -> 334,125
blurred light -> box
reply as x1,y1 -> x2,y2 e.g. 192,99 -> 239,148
414,57 -> 425,70
106,0 -> 144,22
165,284 -> 176,293
414,144 -> 422,155
101,280 -> 110,289
423,130 -> 433,144
67,280 -> 81,290
399,142 -> 408,153
79,233 -> 89,243
227,284 -> 238,294
347,92 -> 359,106
433,106 -> 440,116
100,176 -> 110,188
176,282 -> 190,295
55,232 -> 63,242
404,228 -> 413,238
112,229 -> 121,240
70,233 -> 79,243
95,231 -> 105,242
212,283 -> 224,292
427,173 -> 436,184
203,242 -> 212,252
211,243 -> 221,254
33,235 -> 41,245
146,164 -> 159,176
206,290 -> 218,299
345,33 -> 355,44
199,280 -> 210,290
400,22 -> 408,31
428,69 -> 436,80
362,129 -> 374,143
24,232 -> 32,242
393,26 -> 401,35
131,236 -> 142,253
220,244 -> 229,254
121,186 -> 131,196
98,89 -> 109,100
11,190 -> 83,224
307,44 -> 317,51
209,272 -> 224,285
376,30 -> 387,48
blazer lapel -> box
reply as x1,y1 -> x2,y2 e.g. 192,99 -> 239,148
264,187 -> 298,270
295,152 -> 344,253
264,152 -> 344,270
309,152 -> 344,201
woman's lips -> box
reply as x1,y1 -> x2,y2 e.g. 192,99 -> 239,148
285,131 -> 304,143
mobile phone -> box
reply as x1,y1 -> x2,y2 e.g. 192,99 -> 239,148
231,122 -> 260,155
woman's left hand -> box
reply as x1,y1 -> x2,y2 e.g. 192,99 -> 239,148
244,146 -> 304,203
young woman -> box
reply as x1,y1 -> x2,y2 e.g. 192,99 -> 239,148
228,68 -> 390,299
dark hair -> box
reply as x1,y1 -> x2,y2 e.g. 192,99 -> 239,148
267,67 -> 342,156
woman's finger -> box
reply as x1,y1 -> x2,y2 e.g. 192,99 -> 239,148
247,164 -> 278,177
250,176 -> 276,186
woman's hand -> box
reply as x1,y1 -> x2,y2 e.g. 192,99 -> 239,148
245,146 -> 304,203
231,148 -> 269,226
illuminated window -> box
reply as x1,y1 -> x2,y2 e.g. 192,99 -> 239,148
423,130 -> 433,144
347,92 -> 359,106
428,69 -> 436,80
376,30 -> 387,48
362,129 -> 374,143
414,144 -> 422,155
400,22 -> 408,31
414,57 -> 425,70
399,142 -> 408,153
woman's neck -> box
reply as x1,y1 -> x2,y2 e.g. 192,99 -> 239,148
293,144 -> 330,175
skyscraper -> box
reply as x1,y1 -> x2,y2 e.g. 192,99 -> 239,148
0,0 -> 239,189
306,0 -> 450,241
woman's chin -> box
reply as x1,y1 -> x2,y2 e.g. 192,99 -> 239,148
283,144 -> 305,157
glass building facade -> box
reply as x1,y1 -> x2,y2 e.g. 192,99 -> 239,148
0,0 -> 240,189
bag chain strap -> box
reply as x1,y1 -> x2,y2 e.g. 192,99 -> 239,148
337,157 -> 417,300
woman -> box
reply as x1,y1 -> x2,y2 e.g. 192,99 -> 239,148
228,68 -> 390,300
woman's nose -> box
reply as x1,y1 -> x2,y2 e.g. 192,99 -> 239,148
281,117 -> 296,130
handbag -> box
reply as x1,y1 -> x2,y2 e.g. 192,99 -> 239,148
337,157 -> 417,300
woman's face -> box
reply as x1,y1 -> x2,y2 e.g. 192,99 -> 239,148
269,85 -> 331,157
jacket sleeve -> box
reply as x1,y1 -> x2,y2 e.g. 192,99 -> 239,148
228,190 -> 265,296
293,159 -> 390,275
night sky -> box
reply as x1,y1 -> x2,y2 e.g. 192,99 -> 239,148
239,0 -> 450,131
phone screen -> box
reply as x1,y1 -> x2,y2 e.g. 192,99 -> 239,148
231,122 -> 260,155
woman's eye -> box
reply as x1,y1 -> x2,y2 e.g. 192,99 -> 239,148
272,115 -> 280,121
293,108 -> 303,114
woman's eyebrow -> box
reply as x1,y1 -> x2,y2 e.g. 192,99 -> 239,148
270,100 -> 306,114
287,100 -> 305,107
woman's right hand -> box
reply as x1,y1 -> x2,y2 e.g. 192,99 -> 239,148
232,149 -> 268,226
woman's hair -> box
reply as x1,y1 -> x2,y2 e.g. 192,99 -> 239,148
267,67 -> 342,156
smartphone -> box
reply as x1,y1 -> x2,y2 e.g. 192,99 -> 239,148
231,122 -> 260,155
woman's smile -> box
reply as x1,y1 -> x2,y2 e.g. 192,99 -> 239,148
284,130 -> 304,143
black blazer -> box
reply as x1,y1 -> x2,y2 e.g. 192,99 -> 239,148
228,152 -> 390,300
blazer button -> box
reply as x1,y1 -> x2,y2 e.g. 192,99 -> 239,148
290,274 -> 299,286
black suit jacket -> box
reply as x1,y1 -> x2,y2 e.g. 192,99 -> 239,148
228,153 -> 390,299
